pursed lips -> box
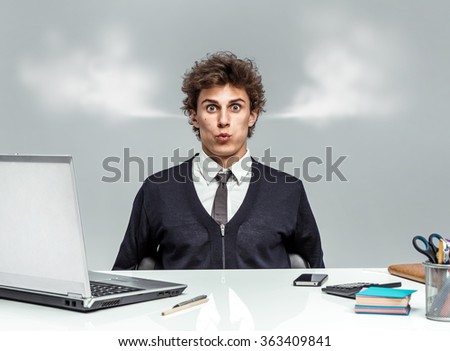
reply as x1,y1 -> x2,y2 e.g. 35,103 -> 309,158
216,133 -> 231,142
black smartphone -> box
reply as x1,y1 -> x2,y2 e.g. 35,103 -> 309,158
293,273 -> 328,287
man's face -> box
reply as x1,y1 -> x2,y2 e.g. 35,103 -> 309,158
190,84 -> 257,167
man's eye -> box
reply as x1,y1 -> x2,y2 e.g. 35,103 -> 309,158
207,105 -> 217,112
230,104 -> 241,112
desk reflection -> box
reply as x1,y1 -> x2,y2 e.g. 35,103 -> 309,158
157,270 -> 309,331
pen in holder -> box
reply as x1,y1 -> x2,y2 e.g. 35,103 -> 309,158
423,261 -> 450,321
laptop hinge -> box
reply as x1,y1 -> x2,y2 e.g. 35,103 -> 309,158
67,292 -> 83,299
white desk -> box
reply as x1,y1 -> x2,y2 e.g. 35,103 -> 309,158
0,268 -> 447,332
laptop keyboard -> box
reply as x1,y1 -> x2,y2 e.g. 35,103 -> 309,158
90,281 -> 143,297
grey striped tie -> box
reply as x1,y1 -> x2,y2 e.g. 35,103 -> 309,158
212,171 -> 232,225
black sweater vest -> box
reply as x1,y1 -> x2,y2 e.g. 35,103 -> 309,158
113,158 -> 324,269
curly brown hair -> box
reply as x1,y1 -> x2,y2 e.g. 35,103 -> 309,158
181,51 -> 266,138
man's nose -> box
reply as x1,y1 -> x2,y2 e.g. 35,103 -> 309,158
217,110 -> 230,127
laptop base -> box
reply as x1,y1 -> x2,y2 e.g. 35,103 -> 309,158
0,279 -> 186,312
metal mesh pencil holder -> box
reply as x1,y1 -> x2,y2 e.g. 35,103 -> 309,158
423,261 -> 450,321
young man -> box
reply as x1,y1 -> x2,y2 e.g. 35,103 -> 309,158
113,52 -> 324,270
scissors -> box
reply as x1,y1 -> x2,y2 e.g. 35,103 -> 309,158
412,233 -> 444,264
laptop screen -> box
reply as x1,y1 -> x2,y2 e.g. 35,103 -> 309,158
0,155 -> 91,297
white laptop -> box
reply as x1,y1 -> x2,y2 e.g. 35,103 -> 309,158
0,154 -> 186,312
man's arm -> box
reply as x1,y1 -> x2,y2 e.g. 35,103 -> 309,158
112,186 -> 156,270
291,182 -> 325,268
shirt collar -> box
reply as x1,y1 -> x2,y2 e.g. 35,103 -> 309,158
195,149 -> 252,185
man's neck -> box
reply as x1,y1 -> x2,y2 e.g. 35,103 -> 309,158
209,155 -> 243,169
201,148 -> 248,169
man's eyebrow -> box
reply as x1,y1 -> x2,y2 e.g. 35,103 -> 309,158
200,98 -> 219,105
228,98 -> 247,104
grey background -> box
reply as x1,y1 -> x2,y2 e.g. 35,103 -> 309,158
1,0 -> 449,270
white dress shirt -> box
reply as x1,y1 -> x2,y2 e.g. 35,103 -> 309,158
192,149 -> 252,221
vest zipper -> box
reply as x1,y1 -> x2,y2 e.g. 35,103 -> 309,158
220,223 -> 226,269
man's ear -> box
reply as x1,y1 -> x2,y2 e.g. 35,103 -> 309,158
190,110 -> 199,128
248,110 -> 258,127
